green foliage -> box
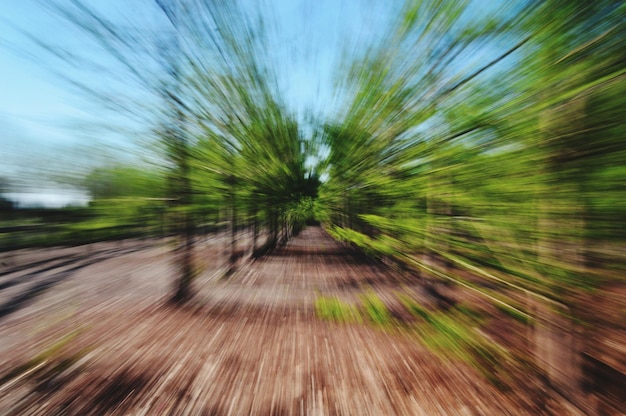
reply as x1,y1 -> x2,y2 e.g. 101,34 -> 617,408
284,197 -> 317,232
317,290 -> 508,387
314,296 -> 360,323
15,0 -> 622,314
314,292 -> 393,327
328,226 -> 398,259
360,291 -> 393,326
0,202 -> 164,251
318,0 -> 625,326
418,310 -> 506,386
400,296 -> 508,387
399,295 -> 431,322
84,166 -> 166,200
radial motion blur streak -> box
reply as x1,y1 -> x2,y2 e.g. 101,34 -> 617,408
0,0 -> 624,414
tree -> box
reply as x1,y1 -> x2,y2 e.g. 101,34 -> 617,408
317,0 -> 625,408
28,0 -> 317,301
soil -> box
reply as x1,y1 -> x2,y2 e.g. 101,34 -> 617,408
0,227 -> 588,415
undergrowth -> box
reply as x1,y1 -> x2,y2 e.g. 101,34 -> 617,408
314,296 -> 361,323
315,290 -> 510,388
401,295 -> 511,388
360,291 -> 393,326
314,291 -> 395,326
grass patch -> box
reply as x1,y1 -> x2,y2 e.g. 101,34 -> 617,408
399,294 -> 431,321
314,296 -> 360,323
360,291 -> 393,326
399,294 -> 510,389
418,310 -> 509,388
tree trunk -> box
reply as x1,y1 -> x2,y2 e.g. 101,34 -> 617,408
252,206 -> 258,255
226,179 -> 237,276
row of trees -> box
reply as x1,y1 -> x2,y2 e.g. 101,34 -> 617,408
25,1 -> 320,300
320,0 -> 624,317
11,1 -> 624,406
317,0 -> 625,403
19,0 -> 624,312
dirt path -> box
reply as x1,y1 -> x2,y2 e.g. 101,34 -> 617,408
0,227 -> 577,415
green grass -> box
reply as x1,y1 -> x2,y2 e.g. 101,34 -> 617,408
398,294 -> 431,321
315,289 -> 511,388
314,291 -> 394,327
421,310 -> 509,388
400,294 -> 510,388
360,291 -> 393,326
314,296 -> 361,323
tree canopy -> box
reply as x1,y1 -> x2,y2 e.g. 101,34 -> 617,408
9,0 -> 624,310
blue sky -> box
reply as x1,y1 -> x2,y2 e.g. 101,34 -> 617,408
1,1 -> 85,205
1,0 -> 388,206
0,0 -> 515,207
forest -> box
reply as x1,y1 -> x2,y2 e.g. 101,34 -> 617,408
1,0 -> 624,414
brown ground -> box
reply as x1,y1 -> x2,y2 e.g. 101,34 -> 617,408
0,227 -> 585,415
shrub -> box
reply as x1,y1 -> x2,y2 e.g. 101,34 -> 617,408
360,291 -> 393,326
314,296 -> 360,323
